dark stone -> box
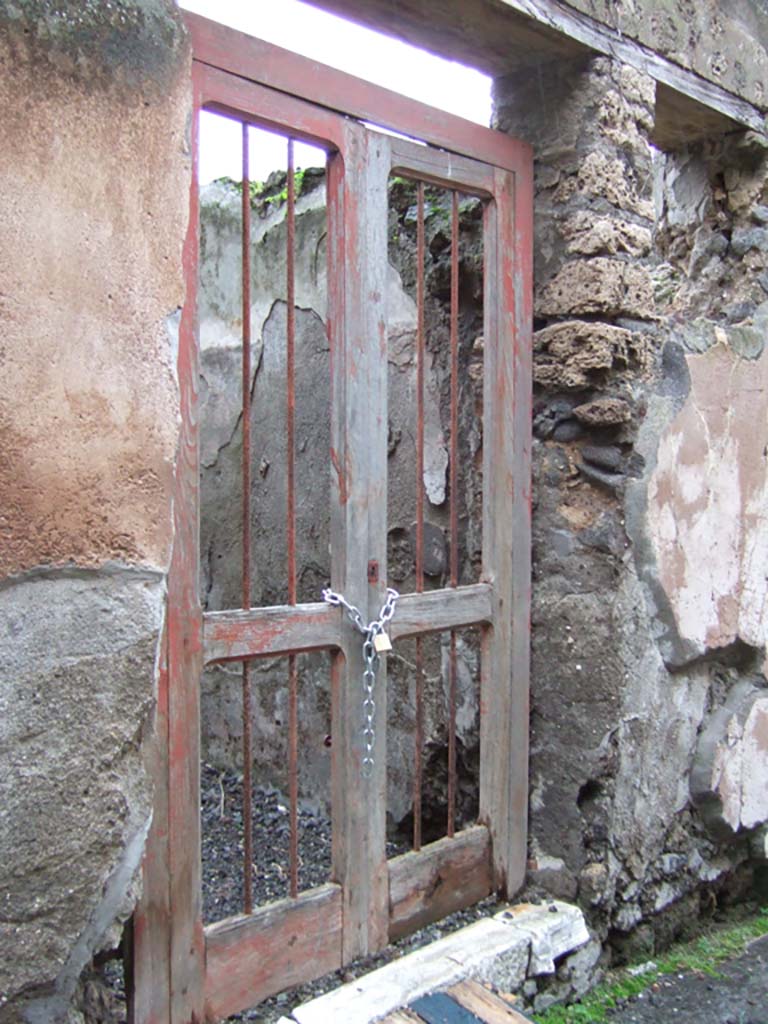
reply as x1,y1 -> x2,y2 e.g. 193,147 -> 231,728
552,419 -> 584,442
533,396 -> 580,439
657,341 -> 691,400
758,271 -> 768,295
409,521 -> 447,577
581,444 -> 622,471
579,511 -> 626,557
579,461 -> 625,491
730,226 -> 768,257
724,301 -> 756,324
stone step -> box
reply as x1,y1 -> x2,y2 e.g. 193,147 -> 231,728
277,900 -> 590,1024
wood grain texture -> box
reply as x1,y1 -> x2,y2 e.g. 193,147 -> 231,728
478,162 -> 532,896
388,826 -> 493,940
328,121 -> 392,962
204,885 -> 343,1021
448,980 -> 532,1023
389,136 -> 496,198
167,66 -> 205,1024
203,602 -> 340,663
390,584 -> 493,641
185,11 -> 531,174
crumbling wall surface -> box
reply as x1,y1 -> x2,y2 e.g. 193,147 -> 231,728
0,3 -> 190,1021
494,55 -> 768,975
561,0 -> 768,109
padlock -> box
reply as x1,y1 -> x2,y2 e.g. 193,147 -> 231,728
373,631 -> 392,654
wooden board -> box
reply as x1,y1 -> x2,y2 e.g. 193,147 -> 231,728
203,601 -> 340,663
448,981 -> 532,1023
388,826 -> 493,940
390,585 -> 493,642
185,12 -> 531,175
380,1013 -> 426,1024
328,120 -> 392,962
204,884 -> 343,1021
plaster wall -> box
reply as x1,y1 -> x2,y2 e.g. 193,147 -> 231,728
0,2 -> 190,1020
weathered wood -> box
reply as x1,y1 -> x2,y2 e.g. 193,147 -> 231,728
196,62 -> 346,153
204,884 -> 343,1021
203,602 -> 340,664
500,0 -> 764,133
447,980 -> 531,1023
388,826 -> 493,940
390,584 -> 493,641
389,136 -> 496,198
328,121 -> 392,962
478,161 -> 532,896
310,0 -> 763,138
166,66 -> 205,1024
380,1012 -> 426,1024
185,12 -> 531,175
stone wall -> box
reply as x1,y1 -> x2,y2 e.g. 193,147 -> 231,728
0,2 -> 190,1021
494,52 -> 768,981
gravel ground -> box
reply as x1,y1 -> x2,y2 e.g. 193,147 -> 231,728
603,933 -> 768,1024
200,764 -> 504,1022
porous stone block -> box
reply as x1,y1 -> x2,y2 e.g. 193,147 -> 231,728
536,259 -> 654,319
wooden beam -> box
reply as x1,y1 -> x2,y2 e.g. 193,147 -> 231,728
204,885 -> 343,1021
203,602 -> 340,663
496,0 -> 764,134
388,826 -> 493,940
308,0 -> 764,138
184,11 -> 531,174
390,584 -> 493,641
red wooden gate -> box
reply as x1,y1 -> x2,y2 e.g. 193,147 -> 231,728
131,13 -> 532,1023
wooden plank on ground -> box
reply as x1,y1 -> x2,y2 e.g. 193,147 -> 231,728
204,884 -> 342,1021
380,1012 -> 426,1024
447,980 -> 532,1023
388,826 -> 493,940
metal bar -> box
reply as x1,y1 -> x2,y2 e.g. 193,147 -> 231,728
413,181 -> 426,853
241,121 -> 254,915
286,137 -> 300,900
186,12 -> 534,173
447,191 -> 460,838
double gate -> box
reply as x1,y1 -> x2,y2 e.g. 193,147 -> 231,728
131,12 -> 532,1023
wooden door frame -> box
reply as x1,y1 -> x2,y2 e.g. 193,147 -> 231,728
131,13 -> 532,1024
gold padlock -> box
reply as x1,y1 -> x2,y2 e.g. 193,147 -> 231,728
373,632 -> 392,654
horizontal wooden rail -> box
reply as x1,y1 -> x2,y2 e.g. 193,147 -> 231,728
203,602 -> 340,663
388,825 -> 493,940
185,11 -> 531,174
390,136 -> 496,198
203,584 -> 492,664
391,583 -> 493,640
204,884 -> 343,1020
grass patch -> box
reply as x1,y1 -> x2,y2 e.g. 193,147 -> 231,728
532,907 -> 768,1023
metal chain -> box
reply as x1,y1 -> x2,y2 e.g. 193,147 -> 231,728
321,586 -> 399,778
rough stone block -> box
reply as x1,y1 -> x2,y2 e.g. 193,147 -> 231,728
573,397 -> 633,425
0,569 -> 163,1020
536,259 -> 654,319
533,320 -> 649,391
562,212 -> 652,257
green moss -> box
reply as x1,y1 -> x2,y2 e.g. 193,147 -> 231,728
533,908 -> 768,1024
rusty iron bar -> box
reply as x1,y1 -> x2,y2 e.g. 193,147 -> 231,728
413,181 -> 426,853
447,190 -> 460,838
287,137 -> 300,899
241,121 -> 254,914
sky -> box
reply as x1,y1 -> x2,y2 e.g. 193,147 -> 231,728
178,0 -> 492,184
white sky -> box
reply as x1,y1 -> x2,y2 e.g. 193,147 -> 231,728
178,0 -> 492,184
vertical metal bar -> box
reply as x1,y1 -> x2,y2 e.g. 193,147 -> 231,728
447,190 -> 460,838
241,122 -> 254,915
413,181 -> 425,853
286,137 -> 300,899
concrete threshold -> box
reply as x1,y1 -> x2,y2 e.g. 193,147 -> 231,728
278,901 -> 590,1024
